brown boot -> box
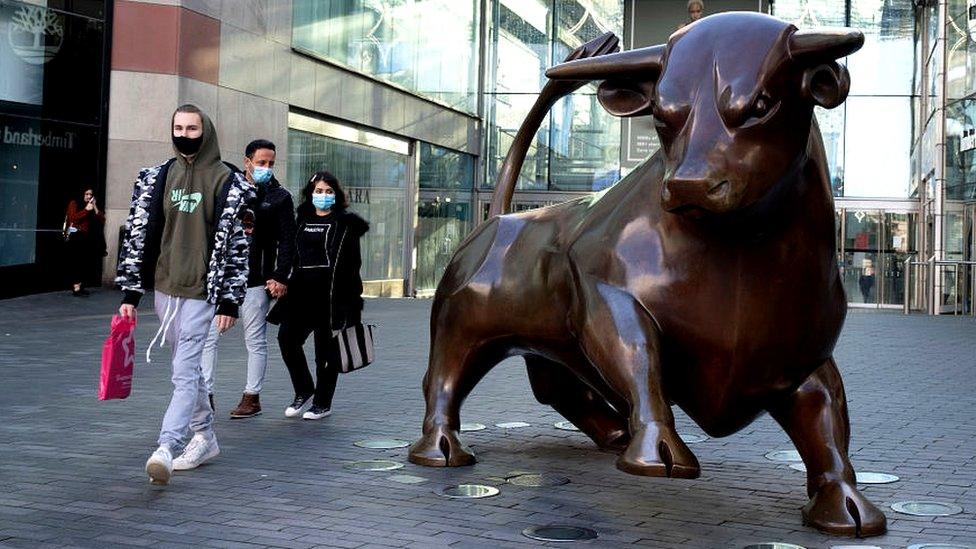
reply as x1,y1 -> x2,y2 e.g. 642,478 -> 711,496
229,393 -> 262,419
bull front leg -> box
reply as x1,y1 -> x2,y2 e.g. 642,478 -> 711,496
767,358 -> 887,537
575,278 -> 700,478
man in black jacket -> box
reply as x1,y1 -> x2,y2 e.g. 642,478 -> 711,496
200,139 -> 296,419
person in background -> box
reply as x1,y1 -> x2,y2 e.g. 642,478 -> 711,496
269,171 -> 368,421
116,104 -> 253,485
681,0 -> 704,28
64,188 -> 106,296
200,139 -> 296,419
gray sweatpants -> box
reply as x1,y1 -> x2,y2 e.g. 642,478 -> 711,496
154,291 -> 215,451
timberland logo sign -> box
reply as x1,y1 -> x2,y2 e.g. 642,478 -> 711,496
8,5 -> 64,65
2,125 -> 75,149
171,189 -> 203,213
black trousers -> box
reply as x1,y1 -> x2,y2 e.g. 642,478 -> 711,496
277,320 -> 340,408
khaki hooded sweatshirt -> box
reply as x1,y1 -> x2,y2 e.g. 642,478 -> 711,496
154,111 -> 230,299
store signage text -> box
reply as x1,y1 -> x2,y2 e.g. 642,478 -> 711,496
347,187 -> 370,204
2,125 -> 75,149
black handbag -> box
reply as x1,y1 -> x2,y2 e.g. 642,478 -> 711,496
335,323 -> 375,373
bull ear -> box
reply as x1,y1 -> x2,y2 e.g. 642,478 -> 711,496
800,61 -> 850,109
788,28 -> 864,62
597,80 -> 655,117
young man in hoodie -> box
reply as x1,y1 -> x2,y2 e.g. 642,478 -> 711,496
200,139 -> 296,419
116,104 -> 253,485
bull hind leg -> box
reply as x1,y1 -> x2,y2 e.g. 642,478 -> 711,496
408,329 -> 503,467
525,355 -> 630,451
575,278 -> 700,478
767,358 -> 887,537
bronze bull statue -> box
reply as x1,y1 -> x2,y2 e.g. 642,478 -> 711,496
408,12 -> 886,537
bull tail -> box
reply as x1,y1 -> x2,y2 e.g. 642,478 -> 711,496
487,32 -> 620,218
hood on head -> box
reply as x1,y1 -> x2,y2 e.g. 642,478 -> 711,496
173,109 -> 222,166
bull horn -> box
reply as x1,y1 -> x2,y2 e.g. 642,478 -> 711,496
788,28 -> 864,62
545,44 -> 665,81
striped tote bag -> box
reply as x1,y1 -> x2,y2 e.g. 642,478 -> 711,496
335,323 -> 376,373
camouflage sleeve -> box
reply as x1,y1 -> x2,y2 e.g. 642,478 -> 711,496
215,181 -> 253,308
115,168 -> 155,293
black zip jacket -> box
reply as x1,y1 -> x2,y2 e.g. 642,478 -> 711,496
244,176 -> 297,288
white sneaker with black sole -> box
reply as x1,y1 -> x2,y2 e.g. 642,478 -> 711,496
302,405 -> 332,420
145,446 -> 173,485
172,432 -> 219,471
284,394 -> 314,418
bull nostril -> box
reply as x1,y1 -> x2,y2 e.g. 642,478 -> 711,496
707,180 -> 731,199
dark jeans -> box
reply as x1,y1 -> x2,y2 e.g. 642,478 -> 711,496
277,321 -> 340,408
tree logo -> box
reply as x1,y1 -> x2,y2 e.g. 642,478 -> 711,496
8,5 -> 64,65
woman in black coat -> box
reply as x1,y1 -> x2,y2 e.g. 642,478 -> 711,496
272,171 -> 369,420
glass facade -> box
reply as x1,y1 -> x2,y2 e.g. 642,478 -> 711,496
292,0 -> 480,113
773,0 -> 915,199
287,122 -> 410,287
484,0 -> 623,192
416,143 -> 475,294
0,0 -> 109,295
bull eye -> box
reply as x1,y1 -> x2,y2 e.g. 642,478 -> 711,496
752,94 -> 772,118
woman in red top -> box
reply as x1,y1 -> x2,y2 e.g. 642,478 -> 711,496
64,188 -> 106,296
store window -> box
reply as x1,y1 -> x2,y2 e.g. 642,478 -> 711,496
0,1 -> 108,286
946,99 -> 976,201
292,0 -> 480,113
416,143 -> 474,294
287,115 -> 410,286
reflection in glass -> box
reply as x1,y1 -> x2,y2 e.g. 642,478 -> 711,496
847,0 -> 914,96
485,93 -> 549,190
415,143 -> 475,294
945,99 -> 976,201
945,8 -> 976,101
287,129 -> 407,282
816,106 -> 845,196
484,0 -> 623,191
881,212 -> 914,306
771,0 -> 845,27
843,210 -> 880,305
489,0 -> 551,94
844,97 -> 912,197
419,143 -> 475,190
292,0 -> 480,113
415,195 -> 471,294
549,93 -> 620,191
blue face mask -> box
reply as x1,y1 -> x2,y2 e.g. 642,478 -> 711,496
312,194 -> 335,210
251,166 -> 273,185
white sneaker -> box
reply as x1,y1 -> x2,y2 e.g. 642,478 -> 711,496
284,394 -> 314,418
172,432 -> 219,471
302,405 -> 332,420
145,446 -> 173,485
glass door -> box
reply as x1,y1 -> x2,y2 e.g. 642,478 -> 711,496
880,213 -> 915,307
843,210 -> 881,306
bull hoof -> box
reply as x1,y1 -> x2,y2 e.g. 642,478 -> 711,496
615,423 -> 700,479
803,480 -> 887,537
408,427 -> 476,467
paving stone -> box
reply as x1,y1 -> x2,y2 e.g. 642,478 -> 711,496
0,291 -> 973,546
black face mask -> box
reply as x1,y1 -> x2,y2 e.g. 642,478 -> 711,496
173,135 -> 203,155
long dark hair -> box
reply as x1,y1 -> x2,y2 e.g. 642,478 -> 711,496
297,171 -> 349,215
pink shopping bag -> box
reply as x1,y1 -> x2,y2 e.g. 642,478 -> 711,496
99,315 -> 136,400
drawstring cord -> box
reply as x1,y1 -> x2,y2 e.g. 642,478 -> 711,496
146,295 -> 181,363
